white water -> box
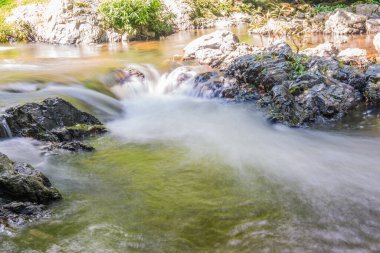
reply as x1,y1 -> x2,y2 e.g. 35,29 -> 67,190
110,64 -> 218,99
105,65 -> 380,250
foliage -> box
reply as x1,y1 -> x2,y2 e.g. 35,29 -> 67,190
99,0 -> 175,39
312,3 -> 347,14
287,54 -> 308,76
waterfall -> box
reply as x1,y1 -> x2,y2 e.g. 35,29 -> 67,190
110,64 -> 218,99
0,116 -> 12,139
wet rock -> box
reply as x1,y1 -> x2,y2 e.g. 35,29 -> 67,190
307,57 -> 366,91
2,97 -> 104,142
364,64 -> 380,103
0,199 -> 50,235
0,153 -> 61,204
301,43 -> 339,58
324,10 -> 367,35
366,18 -> 380,33
42,141 -> 95,153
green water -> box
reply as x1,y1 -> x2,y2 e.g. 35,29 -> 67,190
1,137 -> 317,252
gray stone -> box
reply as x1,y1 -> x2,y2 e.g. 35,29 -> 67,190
324,10 -> 367,34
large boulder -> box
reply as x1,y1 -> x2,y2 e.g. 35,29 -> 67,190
0,153 -> 61,204
183,30 -> 240,67
6,0 -> 120,44
183,30 -> 259,69
1,98 -> 106,142
324,10 -> 367,34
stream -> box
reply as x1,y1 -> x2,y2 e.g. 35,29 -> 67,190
1,28 -> 380,252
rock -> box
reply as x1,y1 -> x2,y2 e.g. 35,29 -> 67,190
162,0 -> 192,30
355,4 -> 380,18
184,31 -> 367,126
364,64 -> 380,102
6,0 -> 121,44
249,19 -> 299,35
0,153 -> 61,204
0,200 -> 50,235
337,48 -> 371,70
324,10 -> 367,35
41,141 -> 95,153
373,33 -> 380,52
366,18 -> 380,33
301,43 -> 339,58
183,30 -> 240,68
2,97 -> 104,142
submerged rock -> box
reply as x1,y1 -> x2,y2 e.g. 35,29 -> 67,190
2,97 -> 104,142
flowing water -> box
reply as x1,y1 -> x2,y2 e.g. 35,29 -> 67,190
1,28 -> 380,252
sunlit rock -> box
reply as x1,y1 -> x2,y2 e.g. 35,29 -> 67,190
301,42 -> 339,58
337,48 -> 371,70
324,10 -> 367,34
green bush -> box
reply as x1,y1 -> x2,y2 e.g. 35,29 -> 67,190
99,0 -> 175,40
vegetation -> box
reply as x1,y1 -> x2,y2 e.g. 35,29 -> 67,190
99,0 -> 175,40
0,0 -> 45,43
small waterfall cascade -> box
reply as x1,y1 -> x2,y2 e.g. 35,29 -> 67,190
109,64 -> 223,99
0,116 -> 12,138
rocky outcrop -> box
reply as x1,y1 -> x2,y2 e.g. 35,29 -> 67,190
183,32 -> 370,127
6,0 -> 121,45
324,10 -> 367,35
0,97 -> 106,152
0,153 -> 61,235
183,30 -> 258,69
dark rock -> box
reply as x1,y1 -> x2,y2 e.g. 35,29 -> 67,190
2,97 -> 104,142
0,199 -> 51,235
364,64 -> 380,102
0,153 -> 61,204
42,141 -> 95,153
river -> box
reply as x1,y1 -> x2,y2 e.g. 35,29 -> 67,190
1,28 -> 380,252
